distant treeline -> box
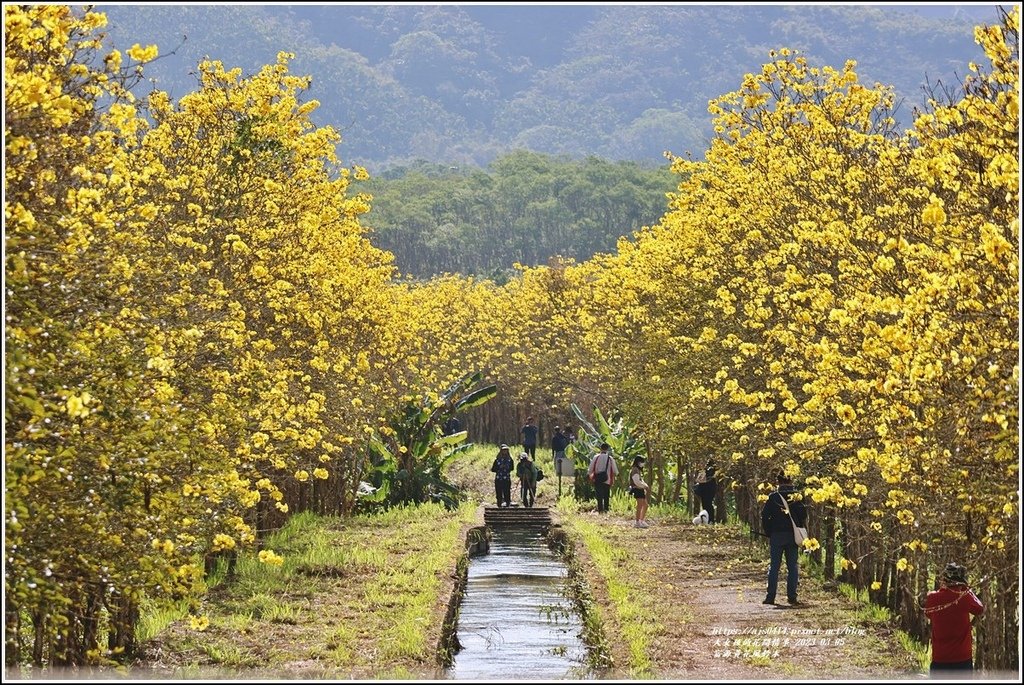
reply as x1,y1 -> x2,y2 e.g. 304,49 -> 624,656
363,151 -> 676,278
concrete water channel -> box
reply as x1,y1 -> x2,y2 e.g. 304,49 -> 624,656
445,506 -> 594,680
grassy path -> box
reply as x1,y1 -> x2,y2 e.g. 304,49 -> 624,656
134,504 -> 477,679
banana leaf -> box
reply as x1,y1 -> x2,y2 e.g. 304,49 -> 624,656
570,402 -> 599,437
454,384 -> 497,411
593,405 -> 612,439
368,435 -> 394,464
431,430 -> 468,450
357,479 -> 390,503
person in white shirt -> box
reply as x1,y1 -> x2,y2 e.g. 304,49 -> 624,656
587,442 -> 618,513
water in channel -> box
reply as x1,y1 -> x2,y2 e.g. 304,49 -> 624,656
447,526 -> 591,680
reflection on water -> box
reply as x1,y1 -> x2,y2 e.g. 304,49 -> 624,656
447,527 -> 590,680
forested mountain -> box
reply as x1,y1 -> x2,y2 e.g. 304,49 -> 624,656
98,4 -> 1002,172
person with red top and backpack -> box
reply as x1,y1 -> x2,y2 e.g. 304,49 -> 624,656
924,562 -> 985,676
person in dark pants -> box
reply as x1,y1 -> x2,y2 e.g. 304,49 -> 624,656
551,426 -> 570,465
490,444 -> 514,507
694,464 -> 717,524
521,417 -> 539,459
516,452 -> 537,508
761,472 -> 806,605
705,460 -> 719,521
925,562 -> 984,677
587,442 -> 618,513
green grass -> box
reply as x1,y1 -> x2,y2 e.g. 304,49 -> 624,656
821,582 -> 927,673
137,597 -> 193,642
899,630 -> 931,672
323,624 -> 357,664
202,641 -> 252,667
838,582 -> 895,623
559,498 -> 660,677
134,499 -> 477,678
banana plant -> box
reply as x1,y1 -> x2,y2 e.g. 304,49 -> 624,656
360,371 -> 496,511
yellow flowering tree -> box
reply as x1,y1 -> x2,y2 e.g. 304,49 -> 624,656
457,8 -> 1018,669
5,5 -> 405,666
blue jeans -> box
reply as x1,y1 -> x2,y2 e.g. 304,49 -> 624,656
766,532 -> 799,602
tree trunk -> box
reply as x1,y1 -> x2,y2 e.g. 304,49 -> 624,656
5,597 -> 20,667
823,510 -> 835,581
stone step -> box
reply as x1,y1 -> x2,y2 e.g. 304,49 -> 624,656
484,506 -> 553,527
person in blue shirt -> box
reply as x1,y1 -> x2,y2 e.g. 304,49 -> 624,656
521,417 -> 539,459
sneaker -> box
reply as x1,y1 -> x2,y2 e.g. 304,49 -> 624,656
762,598 -> 775,605
787,598 -> 800,606
634,522 -> 644,528
638,521 -> 649,528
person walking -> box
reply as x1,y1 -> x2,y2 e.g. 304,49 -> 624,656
490,444 -> 514,508
695,460 -> 717,524
629,456 -> 651,528
587,442 -> 618,513
552,426 -> 570,469
760,472 -> 807,605
924,562 -> 984,676
516,452 -> 537,507
521,417 -> 539,459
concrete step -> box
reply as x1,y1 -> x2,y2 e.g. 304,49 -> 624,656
484,506 -> 553,527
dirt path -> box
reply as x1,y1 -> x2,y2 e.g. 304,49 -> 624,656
570,511 -> 923,680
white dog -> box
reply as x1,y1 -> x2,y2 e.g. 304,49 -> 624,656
692,509 -> 710,525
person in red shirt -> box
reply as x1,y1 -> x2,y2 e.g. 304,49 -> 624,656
924,562 -> 984,675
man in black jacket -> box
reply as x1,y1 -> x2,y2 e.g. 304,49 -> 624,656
761,472 -> 807,605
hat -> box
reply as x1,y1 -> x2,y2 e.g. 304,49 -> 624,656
499,444 -> 509,450
519,452 -> 530,460
942,563 -> 967,585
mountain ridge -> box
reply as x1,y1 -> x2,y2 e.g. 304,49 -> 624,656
97,3 -> 1004,171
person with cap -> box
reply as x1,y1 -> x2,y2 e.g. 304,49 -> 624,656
490,444 -> 515,507
924,562 -> 984,675
629,455 -> 651,528
760,471 -> 807,606
516,451 -> 537,507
